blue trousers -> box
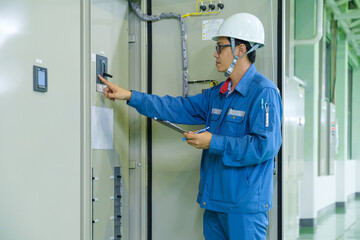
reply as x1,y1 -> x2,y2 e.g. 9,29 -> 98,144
203,210 -> 268,240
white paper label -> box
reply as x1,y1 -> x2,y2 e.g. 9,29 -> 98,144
96,83 -> 106,93
91,106 -> 114,150
202,19 -> 223,40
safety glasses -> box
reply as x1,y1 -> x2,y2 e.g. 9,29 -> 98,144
215,44 -> 231,54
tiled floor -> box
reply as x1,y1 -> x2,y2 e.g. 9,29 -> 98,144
298,196 -> 360,240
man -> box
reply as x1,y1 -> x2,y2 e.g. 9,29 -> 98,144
99,12 -> 282,240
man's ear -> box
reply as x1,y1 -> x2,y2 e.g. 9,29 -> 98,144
235,44 -> 247,57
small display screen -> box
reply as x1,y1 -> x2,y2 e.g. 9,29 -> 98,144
33,65 -> 47,92
38,69 -> 46,87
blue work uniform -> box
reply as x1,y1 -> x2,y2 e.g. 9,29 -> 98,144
127,64 -> 282,239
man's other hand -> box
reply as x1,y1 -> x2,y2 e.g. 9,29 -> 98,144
183,131 -> 212,149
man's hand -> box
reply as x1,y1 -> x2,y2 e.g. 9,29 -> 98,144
98,75 -> 132,101
183,131 -> 212,149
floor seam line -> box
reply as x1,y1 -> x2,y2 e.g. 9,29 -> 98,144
335,213 -> 360,240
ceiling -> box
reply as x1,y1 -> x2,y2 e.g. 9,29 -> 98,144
328,0 -> 360,57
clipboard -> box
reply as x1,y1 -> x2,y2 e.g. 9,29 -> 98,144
153,117 -> 188,134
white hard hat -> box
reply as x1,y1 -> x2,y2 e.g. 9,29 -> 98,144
213,13 -> 265,48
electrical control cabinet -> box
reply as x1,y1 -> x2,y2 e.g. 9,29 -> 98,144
0,1 -> 81,239
91,1 -> 130,239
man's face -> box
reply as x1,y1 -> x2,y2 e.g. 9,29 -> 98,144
214,37 -> 234,73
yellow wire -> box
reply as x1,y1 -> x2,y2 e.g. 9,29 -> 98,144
182,11 -> 220,18
196,0 -> 201,13
182,0 -> 221,18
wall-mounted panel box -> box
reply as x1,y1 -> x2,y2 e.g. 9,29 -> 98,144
96,54 -> 108,93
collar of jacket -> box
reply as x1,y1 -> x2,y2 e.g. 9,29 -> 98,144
219,64 -> 257,97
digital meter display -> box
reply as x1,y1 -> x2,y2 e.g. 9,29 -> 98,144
33,66 -> 48,92
38,70 -> 46,88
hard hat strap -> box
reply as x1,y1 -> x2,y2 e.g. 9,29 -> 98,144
225,38 -> 239,77
247,43 -> 261,55
224,38 -> 261,77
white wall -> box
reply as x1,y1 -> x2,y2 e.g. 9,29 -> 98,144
299,161 -> 316,219
345,160 -> 357,197
335,160 -> 357,204
356,160 -> 360,193
336,160 -> 346,203
299,162 -> 336,219
301,160 -> 356,221
316,175 -> 336,212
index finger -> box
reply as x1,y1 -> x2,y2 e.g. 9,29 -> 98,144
98,75 -> 113,87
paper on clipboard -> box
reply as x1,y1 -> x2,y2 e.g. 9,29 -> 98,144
153,117 -> 188,134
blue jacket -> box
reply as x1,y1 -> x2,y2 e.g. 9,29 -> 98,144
128,64 -> 282,213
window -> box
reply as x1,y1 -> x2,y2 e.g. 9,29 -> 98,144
348,64 -> 353,159
318,16 -> 338,176
325,39 -> 331,102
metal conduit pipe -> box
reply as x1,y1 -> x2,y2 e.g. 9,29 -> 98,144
129,0 -> 189,97
293,0 -> 324,46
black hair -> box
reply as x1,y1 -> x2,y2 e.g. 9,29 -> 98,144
228,37 -> 256,63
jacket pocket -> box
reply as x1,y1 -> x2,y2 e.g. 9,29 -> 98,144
210,162 -> 250,204
223,109 -> 246,137
209,108 -> 221,134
